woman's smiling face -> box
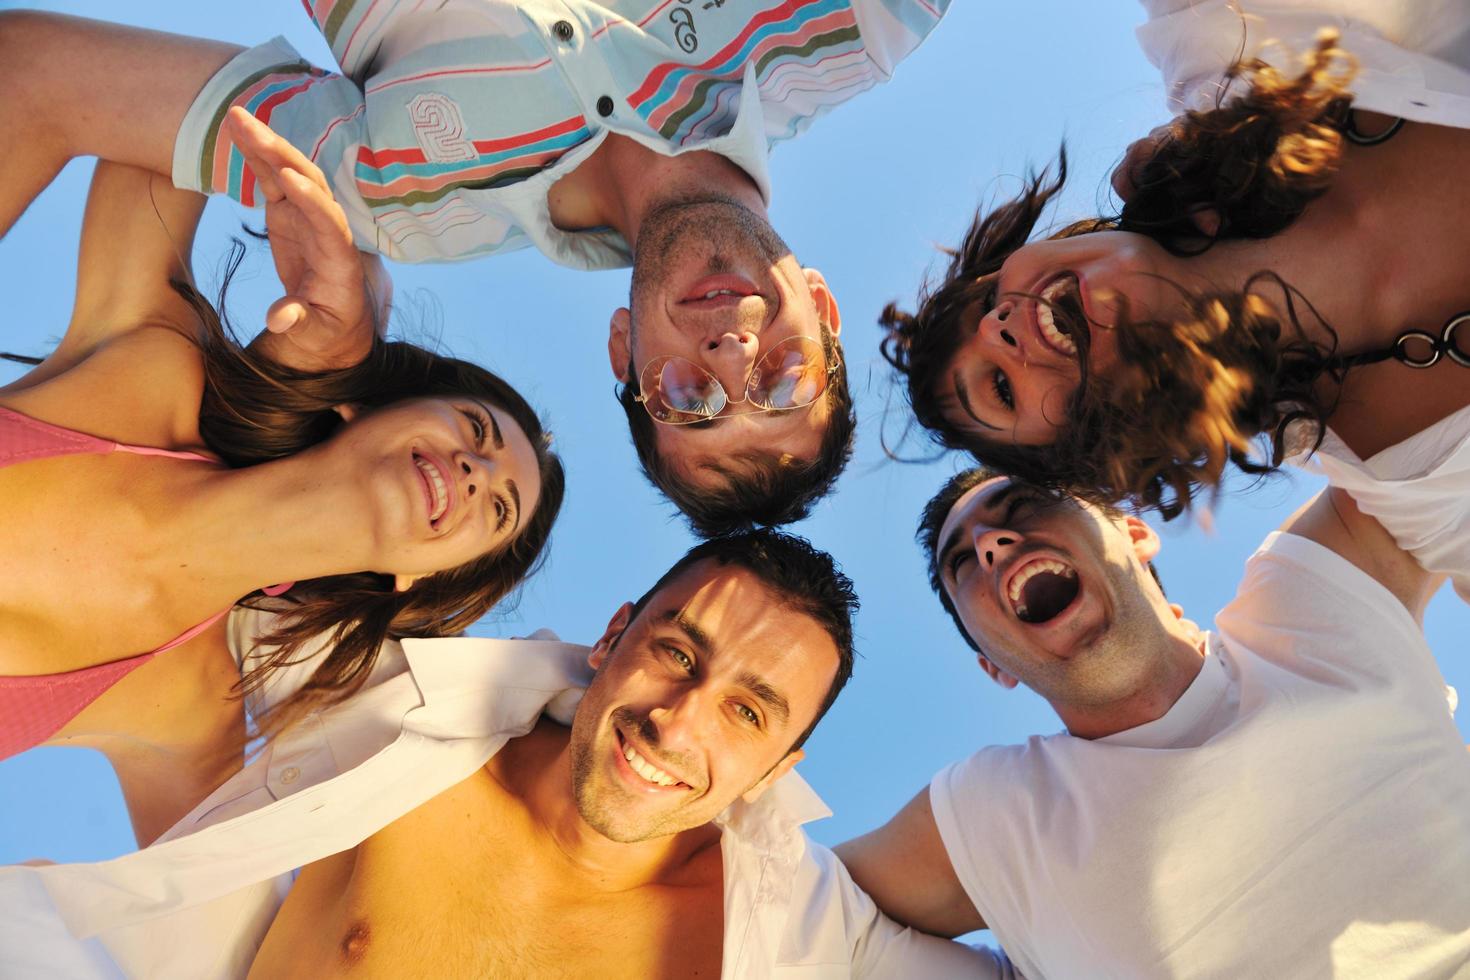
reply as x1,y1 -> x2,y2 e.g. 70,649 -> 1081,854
938,230 -> 1189,446
323,396 -> 545,579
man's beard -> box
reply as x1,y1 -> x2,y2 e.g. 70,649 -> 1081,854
629,195 -> 791,304
569,705 -> 701,844
1000,562 -> 1169,714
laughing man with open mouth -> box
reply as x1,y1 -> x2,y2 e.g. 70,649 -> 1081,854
836,468 -> 1470,978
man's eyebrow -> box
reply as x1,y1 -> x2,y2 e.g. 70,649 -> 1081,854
507,479 -> 522,532
662,612 -> 791,725
939,524 -> 967,572
665,611 -> 715,657
952,375 -> 1001,432
737,670 -> 790,726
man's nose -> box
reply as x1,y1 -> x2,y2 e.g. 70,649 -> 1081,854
647,687 -> 713,747
973,526 -> 1022,569
702,331 -> 760,400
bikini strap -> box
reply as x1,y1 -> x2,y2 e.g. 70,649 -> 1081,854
113,442 -> 216,463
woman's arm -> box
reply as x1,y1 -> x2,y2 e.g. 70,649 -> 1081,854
0,10 -> 239,239
1,162 -> 213,447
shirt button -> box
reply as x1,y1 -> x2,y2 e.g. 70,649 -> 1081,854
552,20 -> 574,42
279,766 -> 301,785
596,95 -> 615,118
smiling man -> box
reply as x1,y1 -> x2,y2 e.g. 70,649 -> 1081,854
0,531 -> 1009,978
2,1 -> 955,533
836,468 -> 1470,978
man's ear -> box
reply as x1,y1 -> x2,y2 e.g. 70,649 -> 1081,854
608,308 -> 633,382
393,572 -> 425,592
978,654 -> 1020,690
588,602 -> 635,670
742,748 -> 804,804
803,268 -> 841,339
1124,515 -> 1161,563
333,403 -> 363,423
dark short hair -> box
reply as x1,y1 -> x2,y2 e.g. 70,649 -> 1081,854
622,529 -> 858,750
917,468 -> 1165,655
617,328 -> 856,538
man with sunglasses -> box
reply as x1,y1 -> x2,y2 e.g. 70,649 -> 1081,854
4,1 -> 954,534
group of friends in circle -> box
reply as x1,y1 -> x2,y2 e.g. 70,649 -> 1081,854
1,1 -> 1467,977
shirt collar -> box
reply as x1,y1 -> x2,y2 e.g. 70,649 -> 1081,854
522,63 -> 774,271
718,768 -> 831,841
1096,641 -> 1230,749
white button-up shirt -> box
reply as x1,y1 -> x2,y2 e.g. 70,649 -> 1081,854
1136,0 -> 1470,128
0,610 -> 1010,979
172,0 -> 953,267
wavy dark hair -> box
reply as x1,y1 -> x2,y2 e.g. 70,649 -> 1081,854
883,33 -> 1357,518
176,243 -> 566,733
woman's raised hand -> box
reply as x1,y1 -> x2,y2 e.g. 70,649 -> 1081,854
225,106 -> 391,372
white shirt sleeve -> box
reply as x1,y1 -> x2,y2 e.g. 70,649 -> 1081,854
851,0 -> 955,79
1135,0 -> 1470,124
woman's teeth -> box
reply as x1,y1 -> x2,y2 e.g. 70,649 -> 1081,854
1008,558 -> 1077,620
1038,278 -> 1080,356
623,741 -> 680,787
414,455 -> 449,522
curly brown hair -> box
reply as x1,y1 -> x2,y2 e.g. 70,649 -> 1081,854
176,243 -> 566,735
884,33 -> 1358,518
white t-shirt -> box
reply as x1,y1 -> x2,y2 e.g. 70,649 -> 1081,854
930,532 -> 1470,980
1136,0 -> 1470,128
1292,405 -> 1470,604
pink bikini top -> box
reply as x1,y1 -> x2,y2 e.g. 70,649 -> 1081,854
0,405 -> 291,761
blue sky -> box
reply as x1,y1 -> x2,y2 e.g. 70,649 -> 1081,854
3,0 -> 1466,929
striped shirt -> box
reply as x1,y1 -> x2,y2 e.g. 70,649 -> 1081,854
173,0 -> 951,268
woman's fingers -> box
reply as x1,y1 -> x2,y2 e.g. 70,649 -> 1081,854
225,106 -> 330,197
276,166 -> 354,248
227,111 -> 286,203
264,296 -> 308,335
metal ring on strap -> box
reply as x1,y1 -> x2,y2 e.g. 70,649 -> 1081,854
1442,312 -> 1470,368
1391,313 -> 1470,369
1394,330 -> 1442,368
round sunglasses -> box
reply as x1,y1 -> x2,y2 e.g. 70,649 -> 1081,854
634,336 -> 835,425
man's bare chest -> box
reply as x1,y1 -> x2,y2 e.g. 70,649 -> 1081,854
251,774 -> 725,978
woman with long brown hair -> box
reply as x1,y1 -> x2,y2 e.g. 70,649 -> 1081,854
884,14 -> 1470,595
0,117 -> 565,845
